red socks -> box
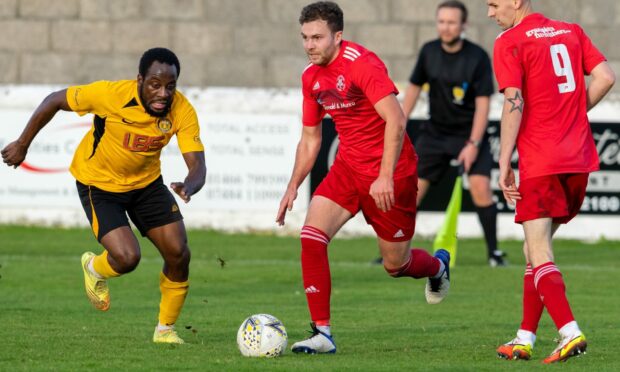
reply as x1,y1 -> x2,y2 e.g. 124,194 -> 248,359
300,229 -> 440,326
385,248 -> 440,279
520,264 -> 544,333
533,262 -> 575,330
300,226 -> 331,325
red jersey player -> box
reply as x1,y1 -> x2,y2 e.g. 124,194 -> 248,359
487,0 -> 615,363
276,1 -> 451,354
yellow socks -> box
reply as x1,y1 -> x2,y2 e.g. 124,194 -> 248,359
158,272 -> 189,326
92,251 -> 120,279
90,254 -> 189,326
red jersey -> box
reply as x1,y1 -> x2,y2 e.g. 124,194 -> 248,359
493,13 -> 606,180
302,40 -> 417,179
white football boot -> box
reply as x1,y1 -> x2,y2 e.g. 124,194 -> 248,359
291,323 -> 336,354
425,249 -> 451,304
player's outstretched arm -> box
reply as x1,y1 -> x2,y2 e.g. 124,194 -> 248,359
401,83 -> 422,119
276,125 -> 322,226
498,87 -> 523,205
372,94 -> 407,212
586,62 -> 615,112
1,89 -> 71,168
170,151 -> 206,203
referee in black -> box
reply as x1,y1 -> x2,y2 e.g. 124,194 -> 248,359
403,0 -> 505,266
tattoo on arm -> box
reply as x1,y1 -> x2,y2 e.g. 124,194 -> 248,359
507,90 -> 524,113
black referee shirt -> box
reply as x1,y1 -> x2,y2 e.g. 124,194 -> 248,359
409,39 -> 494,137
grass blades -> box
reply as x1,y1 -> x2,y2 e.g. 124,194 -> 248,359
0,226 -> 618,371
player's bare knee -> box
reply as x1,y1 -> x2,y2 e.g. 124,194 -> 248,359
383,255 -> 407,277
164,243 -> 190,268
382,256 -> 399,270
112,250 -> 141,273
379,241 -> 410,273
178,245 -> 191,267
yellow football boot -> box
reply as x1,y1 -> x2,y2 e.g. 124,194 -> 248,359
153,327 -> 185,344
81,252 -> 110,311
497,339 -> 533,360
543,333 -> 587,364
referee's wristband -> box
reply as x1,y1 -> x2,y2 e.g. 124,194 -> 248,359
466,139 -> 481,148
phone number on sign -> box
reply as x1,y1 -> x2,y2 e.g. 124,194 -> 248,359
581,195 -> 620,213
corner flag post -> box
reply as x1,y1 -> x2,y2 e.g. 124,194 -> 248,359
433,164 -> 464,268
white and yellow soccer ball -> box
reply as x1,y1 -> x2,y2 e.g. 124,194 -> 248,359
237,314 -> 288,357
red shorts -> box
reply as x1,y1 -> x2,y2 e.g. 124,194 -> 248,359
313,159 -> 417,242
515,173 -> 589,224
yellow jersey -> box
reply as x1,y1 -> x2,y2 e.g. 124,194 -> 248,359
67,80 -> 204,192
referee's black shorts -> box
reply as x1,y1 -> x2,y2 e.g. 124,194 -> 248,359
414,127 -> 493,184
76,176 -> 183,241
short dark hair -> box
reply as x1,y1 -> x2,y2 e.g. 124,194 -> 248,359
139,47 -> 181,78
299,1 -> 343,33
437,0 -> 468,24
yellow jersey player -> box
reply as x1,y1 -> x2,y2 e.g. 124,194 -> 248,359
1,48 -> 206,344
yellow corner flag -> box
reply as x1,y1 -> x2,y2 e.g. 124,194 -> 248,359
433,166 -> 463,268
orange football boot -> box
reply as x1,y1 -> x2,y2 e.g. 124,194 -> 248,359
542,334 -> 587,364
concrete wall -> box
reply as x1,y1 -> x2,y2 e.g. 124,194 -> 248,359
0,0 -> 618,89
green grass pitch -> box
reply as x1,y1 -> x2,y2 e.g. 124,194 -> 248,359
0,225 -> 618,371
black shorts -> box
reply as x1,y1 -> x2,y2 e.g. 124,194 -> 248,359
76,176 -> 183,241
415,126 -> 493,184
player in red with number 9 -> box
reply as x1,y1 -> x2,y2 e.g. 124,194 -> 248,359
487,0 -> 615,364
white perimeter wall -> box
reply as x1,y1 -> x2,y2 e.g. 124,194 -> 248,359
0,85 -> 619,241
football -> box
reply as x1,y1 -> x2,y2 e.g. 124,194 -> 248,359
237,314 -> 288,357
